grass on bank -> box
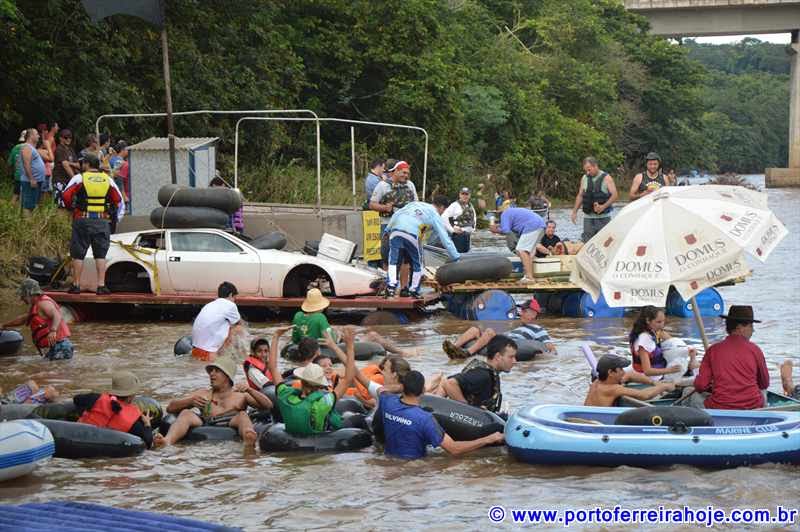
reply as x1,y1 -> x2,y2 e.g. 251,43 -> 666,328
0,186 -> 72,289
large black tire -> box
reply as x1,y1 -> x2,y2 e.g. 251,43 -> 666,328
614,406 -> 714,428
38,419 -> 145,459
418,394 -> 505,441
250,232 -> 287,250
435,254 -> 513,286
258,423 -> 373,453
281,341 -> 386,363
150,206 -> 230,229
0,330 -> 24,356
158,184 -> 242,214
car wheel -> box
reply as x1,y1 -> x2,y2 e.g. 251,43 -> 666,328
105,262 -> 152,293
282,265 -> 334,298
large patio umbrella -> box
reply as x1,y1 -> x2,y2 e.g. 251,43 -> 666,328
570,185 -> 788,348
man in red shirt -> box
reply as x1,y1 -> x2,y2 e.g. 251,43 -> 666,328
690,305 -> 769,410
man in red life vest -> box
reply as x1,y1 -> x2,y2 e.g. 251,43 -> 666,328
74,370 -> 153,448
3,278 -> 73,360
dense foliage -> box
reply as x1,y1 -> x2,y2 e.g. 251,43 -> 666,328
0,1 -> 791,203
685,39 -> 791,174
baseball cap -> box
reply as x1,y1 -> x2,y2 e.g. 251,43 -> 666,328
460,187 -> 470,194
60,129 -> 72,139
388,160 -> 409,172
517,298 -> 542,313
596,355 -> 631,379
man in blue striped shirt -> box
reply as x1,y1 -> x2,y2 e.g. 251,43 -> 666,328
443,297 -> 556,359
506,298 -> 556,354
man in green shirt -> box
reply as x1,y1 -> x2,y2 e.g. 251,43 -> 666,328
7,130 -> 26,203
268,325 -> 357,435
292,288 -> 337,344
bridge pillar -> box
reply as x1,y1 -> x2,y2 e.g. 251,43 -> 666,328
767,30 -> 800,187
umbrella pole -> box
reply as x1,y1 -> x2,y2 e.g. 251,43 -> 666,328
690,296 -> 710,351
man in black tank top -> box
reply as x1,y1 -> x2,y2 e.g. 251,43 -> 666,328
629,152 -> 667,201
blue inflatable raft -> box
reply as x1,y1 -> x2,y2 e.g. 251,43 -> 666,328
506,404 -> 800,468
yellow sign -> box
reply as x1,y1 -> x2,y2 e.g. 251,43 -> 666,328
362,210 -> 382,261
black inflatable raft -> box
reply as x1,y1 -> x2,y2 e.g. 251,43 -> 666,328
467,338 -> 546,362
173,335 -> 193,356
419,395 -> 505,441
37,419 -> 146,459
0,330 -> 24,356
281,341 -> 386,363
150,206 -> 230,229
435,254 -> 512,285
259,423 -> 373,453
158,184 -> 242,214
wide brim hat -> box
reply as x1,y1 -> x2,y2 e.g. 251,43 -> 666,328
293,363 -> 330,388
109,371 -> 140,397
719,305 -> 761,323
206,356 -> 237,384
301,288 -> 330,313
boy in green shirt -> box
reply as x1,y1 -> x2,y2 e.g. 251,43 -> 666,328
292,288 -> 337,344
268,325 -> 357,435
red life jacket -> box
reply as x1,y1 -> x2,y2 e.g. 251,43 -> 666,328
243,356 -> 273,389
27,295 -> 71,349
78,393 -> 141,433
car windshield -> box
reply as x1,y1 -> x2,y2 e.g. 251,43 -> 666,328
171,232 -> 243,253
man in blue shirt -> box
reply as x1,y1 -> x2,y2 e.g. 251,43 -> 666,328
364,158 -> 385,204
372,370 -> 503,459
490,206 -> 545,283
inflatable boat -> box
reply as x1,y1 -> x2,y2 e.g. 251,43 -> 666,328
619,389 -> 800,412
0,420 -> 54,482
0,330 -> 24,357
506,404 -> 800,468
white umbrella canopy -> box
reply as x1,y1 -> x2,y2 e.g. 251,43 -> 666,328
570,185 -> 788,308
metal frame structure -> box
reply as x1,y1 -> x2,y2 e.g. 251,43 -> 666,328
234,117 -> 429,210
95,109 -> 429,212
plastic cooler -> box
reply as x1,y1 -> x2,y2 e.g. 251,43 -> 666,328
666,287 -> 724,318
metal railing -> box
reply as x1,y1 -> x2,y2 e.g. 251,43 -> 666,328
234,117 -> 429,211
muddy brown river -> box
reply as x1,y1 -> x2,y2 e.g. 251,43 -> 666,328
1,176 -> 798,530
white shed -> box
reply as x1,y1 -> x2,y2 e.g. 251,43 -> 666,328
127,136 -> 219,216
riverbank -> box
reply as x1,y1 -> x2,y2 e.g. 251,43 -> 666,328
0,190 -> 71,292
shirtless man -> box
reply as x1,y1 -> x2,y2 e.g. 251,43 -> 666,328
780,359 -> 800,400
154,356 -> 272,449
584,355 -> 676,407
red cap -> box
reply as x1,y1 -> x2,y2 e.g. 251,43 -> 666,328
389,160 -> 410,172
518,298 -> 541,313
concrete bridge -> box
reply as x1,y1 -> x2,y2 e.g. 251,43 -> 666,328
625,0 -> 800,186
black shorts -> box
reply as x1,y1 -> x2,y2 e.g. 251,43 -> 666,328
70,217 -> 111,259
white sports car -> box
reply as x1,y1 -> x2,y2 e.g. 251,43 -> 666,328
79,228 -> 381,297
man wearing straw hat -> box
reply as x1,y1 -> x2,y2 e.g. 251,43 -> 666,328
689,305 -> 769,410
155,356 -> 272,449
74,370 -> 153,448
